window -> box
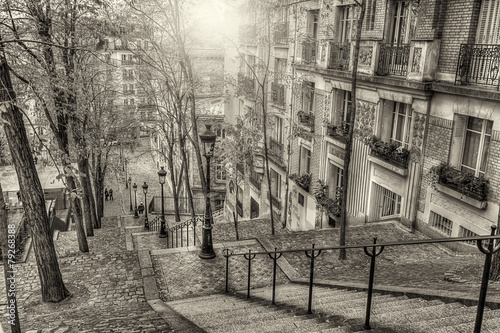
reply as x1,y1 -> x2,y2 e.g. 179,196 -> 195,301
307,10 -> 319,39
391,1 -> 411,43
247,55 -> 255,77
366,0 -> 377,31
216,163 -> 226,181
327,162 -> 343,199
338,5 -> 356,42
391,102 -> 412,149
124,99 -> 129,105
451,115 -> 492,177
299,146 -> 311,175
271,116 -> 283,143
476,0 -> 500,44
121,54 -> 127,62
302,82 -> 314,113
270,168 -> 281,199
332,90 -> 352,130
216,129 -> 226,139
459,226 -> 479,246
275,58 -> 287,82
130,99 -> 134,105
430,212 -> 453,236
298,193 -> 305,206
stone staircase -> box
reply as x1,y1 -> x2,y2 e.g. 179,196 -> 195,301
167,283 -> 500,332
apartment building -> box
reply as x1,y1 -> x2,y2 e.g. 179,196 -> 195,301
229,0 -> 500,244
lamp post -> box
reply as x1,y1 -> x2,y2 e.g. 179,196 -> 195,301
142,182 -> 149,229
125,159 -> 129,189
128,176 -> 132,212
199,124 -> 217,259
158,167 -> 167,238
133,183 -> 138,218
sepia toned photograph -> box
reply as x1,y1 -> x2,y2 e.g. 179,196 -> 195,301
1,0 -> 500,332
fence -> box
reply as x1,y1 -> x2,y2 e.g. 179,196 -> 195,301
151,196 -> 205,215
223,227 -> 500,333
147,215 -> 202,249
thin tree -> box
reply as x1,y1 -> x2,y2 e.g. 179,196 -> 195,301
0,37 -> 70,302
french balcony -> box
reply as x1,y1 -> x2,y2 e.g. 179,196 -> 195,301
376,43 -> 410,76
297,111 -> 315,132
367,137 -> 409,171
328,41 -> 351,70
326,123 -> 349,142
455,44 -> 500,90
238,73 -> 255,97
271,82 -> 285,106
274,22 -> 288,44
289,173 -> 311,192
271,194 -> 282,210
301,40 -> 318,65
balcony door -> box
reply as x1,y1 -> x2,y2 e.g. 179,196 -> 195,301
390,1 -> 411,44
339,5 -> 356,43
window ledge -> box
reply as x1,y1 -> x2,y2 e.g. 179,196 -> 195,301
368,154 -> 408,176
434,183 -> 488,210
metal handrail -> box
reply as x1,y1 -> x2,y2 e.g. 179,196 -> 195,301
223,227 -> 500,333
165,215 -> 201,249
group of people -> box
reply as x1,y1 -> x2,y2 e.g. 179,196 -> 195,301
104,188 -> 114,201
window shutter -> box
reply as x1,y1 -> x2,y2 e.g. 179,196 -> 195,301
477,0 -> 500,44
450,114 -> 467,168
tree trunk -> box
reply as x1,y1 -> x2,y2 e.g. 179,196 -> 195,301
93,151 -> 104,228
0,51 -> 70,302
0,181 -> 22,332
178,120 -> 196,218
339,0 -> 366,260
78,155 -> 94,237
167,142 -> 181,222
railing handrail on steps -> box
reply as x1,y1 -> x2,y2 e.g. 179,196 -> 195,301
223,227 -> 500,333
165,215 -> 202,249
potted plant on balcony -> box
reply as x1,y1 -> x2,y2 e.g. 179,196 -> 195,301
366,135 -> 410,168
289,172 -> 311,192
297,110 -> 310,124
430,162 -> 489,203
313,180 -> 342,217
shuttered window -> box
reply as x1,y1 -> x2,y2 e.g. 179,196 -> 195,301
477,0 -> 500,44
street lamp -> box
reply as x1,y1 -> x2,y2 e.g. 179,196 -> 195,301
142,182 -> 149,229
199,124 -> 217,259
133,183 -> 138,218
128,176 -> 133,212
125,159 -> 129,189
158,166 -> 167,238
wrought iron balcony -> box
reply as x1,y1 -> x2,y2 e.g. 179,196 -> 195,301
376,43 -> 410,76
238,73 -> 255,97
269,137 -> 284,160
368,138 -> 409,170
297,111 -> 315,131
328,41 -> 351,70
301,40 -> 318,64
249,175 -> 261,190
274,22 -> 288,43
271,194 -> 282,210
271,82 -> 285,106
326,123 -> 348,142
455,44 -> 500,90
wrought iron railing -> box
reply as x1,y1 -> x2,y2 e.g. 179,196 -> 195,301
297,111 -> 315,130
369,146 -> 409,170
376,43 -> 410,76
328,41 -> 351,70
270,194 -> 281,210
164,216 -> 201,249
455,44 -> 500,90
147,215 -> 161,232
274,22 -> 288,43
271,82 -> 285,106
301,40 -> 318,64
249,175 -> 261,190
269,137 -> 283,159
223,227 -> 500,332
326,123 -> 348,142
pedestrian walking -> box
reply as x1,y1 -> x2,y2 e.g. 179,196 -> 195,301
138,202 -> 144,214
105,188 -> 109,201
109,188 -> 114,201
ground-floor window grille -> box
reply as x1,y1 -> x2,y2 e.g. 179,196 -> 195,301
459,226 -> 478,246
430,212 -> 453,236
379,186 -> 401,218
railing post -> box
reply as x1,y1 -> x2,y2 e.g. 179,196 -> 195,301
305,244 -> 322,314
475,226 -> 500,333
363,238 -> 385,330
176,227 -> 178,248
223,249 -> 232,293
268,248 -> 283,305
244,250 -> 256,298
181,225 -> 184,247
186,221 -> 189,247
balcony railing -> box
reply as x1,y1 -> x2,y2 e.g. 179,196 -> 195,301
236,199 -> 243,217
269,137 -> 284,159
455,44 -> 500,90
249,175 -> 261,190
301,40 -> 318,64
326,123 -> 349,142
369,146 -> 409,170
121,60 -> 135,66
238,73 -> 255,97
297,111 -> 315,131
328,41 -> 351,70
271,82 -> 285,106
274,22 -> 288,43
270,194 -> 282,210
376,43 -> 410,76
